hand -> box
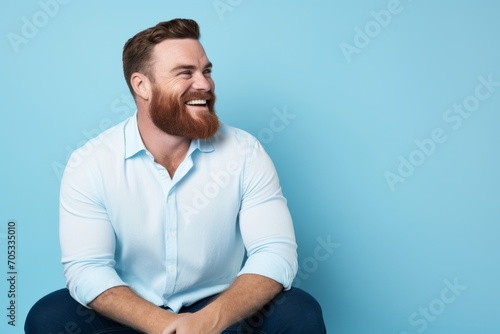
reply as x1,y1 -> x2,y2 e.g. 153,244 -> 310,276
161,312 -> 222,334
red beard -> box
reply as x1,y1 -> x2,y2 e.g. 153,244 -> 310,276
149,84 -> 219,139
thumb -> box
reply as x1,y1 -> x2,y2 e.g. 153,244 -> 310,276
161,324 -> 176,334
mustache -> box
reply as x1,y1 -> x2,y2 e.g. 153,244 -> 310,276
181,91 -> 214,103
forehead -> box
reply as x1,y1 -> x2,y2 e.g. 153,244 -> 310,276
151,38 -> 210,70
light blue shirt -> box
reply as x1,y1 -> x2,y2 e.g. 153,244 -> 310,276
59,113 -> 298,312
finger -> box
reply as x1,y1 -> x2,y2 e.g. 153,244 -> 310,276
161,325 -> 176,334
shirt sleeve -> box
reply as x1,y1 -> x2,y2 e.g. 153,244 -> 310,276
237,140 -> 298,289
59,151 -> 127,307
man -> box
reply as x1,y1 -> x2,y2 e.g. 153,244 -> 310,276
25,19 -> 326,333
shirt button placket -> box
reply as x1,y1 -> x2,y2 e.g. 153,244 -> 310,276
164,191 -> 178,294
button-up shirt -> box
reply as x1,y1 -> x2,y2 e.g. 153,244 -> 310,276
60,112 -> 298,312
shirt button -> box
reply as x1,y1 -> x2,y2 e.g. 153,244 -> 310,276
168,266 -> 176,274
168,231 -> 176,238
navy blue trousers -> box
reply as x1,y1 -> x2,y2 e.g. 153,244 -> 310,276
25,287 -> 326,333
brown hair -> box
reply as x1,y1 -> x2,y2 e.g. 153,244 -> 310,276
122,18 -> 200,97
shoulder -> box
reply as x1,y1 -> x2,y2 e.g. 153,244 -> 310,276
62,117 -> 129,177
211,122 -> 259,154
208,123 -> 275,177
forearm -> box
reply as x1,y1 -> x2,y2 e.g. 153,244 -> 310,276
89,286 -> 177,334
200,274 -> 283,331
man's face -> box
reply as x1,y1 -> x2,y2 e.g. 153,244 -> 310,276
148,38 -> 219,139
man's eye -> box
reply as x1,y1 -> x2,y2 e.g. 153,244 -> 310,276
180,71 -> 192,76
203,69 -> 212,77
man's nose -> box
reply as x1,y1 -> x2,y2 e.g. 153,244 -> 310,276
192,72 -> 212,91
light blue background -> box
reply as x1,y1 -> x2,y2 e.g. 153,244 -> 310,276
1,0 -> 499,333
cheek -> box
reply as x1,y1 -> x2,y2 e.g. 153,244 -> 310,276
169,79 -> 191,94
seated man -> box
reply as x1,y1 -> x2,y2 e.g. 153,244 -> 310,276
25,18 -> 326,334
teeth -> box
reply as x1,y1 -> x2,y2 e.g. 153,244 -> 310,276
186,99 -> 207,105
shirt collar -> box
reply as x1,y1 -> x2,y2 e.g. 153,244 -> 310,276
124,111 -> 215,160
124,111 -> 147,159
194,137 -> 215,153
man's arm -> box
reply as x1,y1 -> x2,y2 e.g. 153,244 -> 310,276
89,286 -> 181,334
60,149 -> 181,334
165,139 -> 299,333
162,274 -> 283,334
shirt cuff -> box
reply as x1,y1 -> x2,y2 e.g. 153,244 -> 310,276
237,251 -> 297,290
66,265 -> 128,307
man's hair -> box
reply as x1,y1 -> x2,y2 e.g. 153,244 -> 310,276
122,18 -> 200,97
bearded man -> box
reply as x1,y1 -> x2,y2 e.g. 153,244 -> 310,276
25,19 -> 326,334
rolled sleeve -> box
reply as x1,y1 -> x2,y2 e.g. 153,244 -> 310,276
59,150 -> 126,307
237,141 -> 298,289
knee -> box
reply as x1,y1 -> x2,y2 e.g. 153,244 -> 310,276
25,292 -> 53,333
25,289 -> 83,334
246,287 -> 326,333
278,288 -> 326,333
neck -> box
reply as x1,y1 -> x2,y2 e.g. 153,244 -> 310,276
137,109 -> 191,178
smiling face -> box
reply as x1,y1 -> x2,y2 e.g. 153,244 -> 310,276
147,38 -> 219,139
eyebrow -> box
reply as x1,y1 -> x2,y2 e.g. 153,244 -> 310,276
170,62 -> 213,73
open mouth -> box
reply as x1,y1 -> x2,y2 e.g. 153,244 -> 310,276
185,99 -> 208,107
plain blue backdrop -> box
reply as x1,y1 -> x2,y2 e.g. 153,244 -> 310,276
1,1 -> 499,333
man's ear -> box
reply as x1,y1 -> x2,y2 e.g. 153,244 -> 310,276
130,72 -> 152,101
